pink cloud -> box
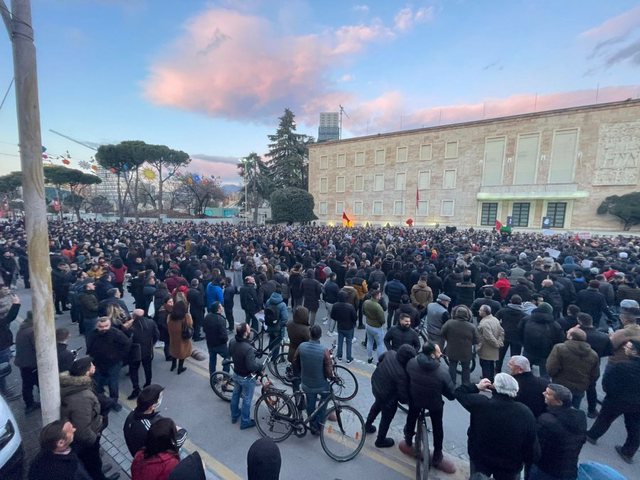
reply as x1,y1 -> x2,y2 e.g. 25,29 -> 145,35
331,22 -> 394,55
343,85 -> 640,136
580,6 -> 640,40
394,6 -> 434,32
184,157 -> 242,184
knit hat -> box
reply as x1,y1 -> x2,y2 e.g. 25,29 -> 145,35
396,344 -> 417,367
493,373 -> 519,398
536,302 -> 553,315
247,438 -> 281,480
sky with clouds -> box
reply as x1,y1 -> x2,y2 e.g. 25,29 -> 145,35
1,0 -> 639,184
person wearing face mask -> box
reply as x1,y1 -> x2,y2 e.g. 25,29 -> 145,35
123,384 -> 188,458
384,313 -> 420,352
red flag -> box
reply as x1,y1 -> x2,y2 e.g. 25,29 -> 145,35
342,211 -> 353,227
495,219 -> 502,231
342,211 -> 350,222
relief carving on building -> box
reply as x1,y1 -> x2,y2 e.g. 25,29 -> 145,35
593,122 -> 640,186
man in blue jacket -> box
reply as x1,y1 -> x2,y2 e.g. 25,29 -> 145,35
264,289 -> 288,358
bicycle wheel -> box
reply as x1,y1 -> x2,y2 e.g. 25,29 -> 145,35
250,328 -> 264,351
320,405 -> 366,462
210,371 -> 234,402
417,417 -> 430,479
397,402 -> 409,414
332,365 -> 358,401
254,390 -> 296,442
268,352 -> 293,386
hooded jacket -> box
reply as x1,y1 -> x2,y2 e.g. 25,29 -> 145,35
371,349 -> 412,404
406,353 -> 455,411
60,373 -> 102,447
410,280 -> 433,312
286,307 -> 311,362
535,406 -> 587,478
168,452 -> 206,480
131,450 -> 180,480
519,310 -> 564,360
441,310 -> 479,362
265,292 -> 288,330
546,339 -> 600,392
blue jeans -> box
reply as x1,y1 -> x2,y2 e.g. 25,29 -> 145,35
366,324 -> 386,360
337,329 -> 354,360
95,362 -> 122,401
208,344 -> 230,374
231,373 -> 256,427
304,388 -> 329,431
268,327 -> 283,358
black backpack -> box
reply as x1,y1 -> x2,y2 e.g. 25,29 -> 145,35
264,303 -> 281,327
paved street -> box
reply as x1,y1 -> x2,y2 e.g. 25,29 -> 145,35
7,285 -> 636,479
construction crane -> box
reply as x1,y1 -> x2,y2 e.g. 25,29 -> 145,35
339,104 -> 349,140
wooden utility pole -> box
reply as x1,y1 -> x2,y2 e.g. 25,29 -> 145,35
2,0 -> 60,424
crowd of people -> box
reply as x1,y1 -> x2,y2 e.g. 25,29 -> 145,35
0,219 -> 639,479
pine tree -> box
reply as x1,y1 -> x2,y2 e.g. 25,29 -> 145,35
266,108 -> 314,190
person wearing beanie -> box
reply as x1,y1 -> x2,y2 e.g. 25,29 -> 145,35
519,302 -> 564,378
247,438 -> 281,480
441,305 -> 478,385
364,344 -> 416,448
400,342 -> 456,473
531,384 -> 587,480
123,384 -> 187,458
455,373 -> 540,479
61,357 -> 120,480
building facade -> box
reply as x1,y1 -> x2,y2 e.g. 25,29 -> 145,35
308,99 -> 640,232
318,112 -> 340,142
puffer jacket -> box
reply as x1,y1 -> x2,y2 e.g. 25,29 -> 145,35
286,309 -> 310,362
384,279 -> 407,306
519,310 -> 564,360
372,350 -> 410,404
406,353 -> 455,411
60,373 -> 102,447
265,292 -> 288,330
383,324 -> 420,352
496,304 -> 526,343
301,277 -> 323,312
410,280 -> 433,313
546,340 -> 600,392
602,356 -> 640,405
131,450 -> 180,480
536,406 -> 587,479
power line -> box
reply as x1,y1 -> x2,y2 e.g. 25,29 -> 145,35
0,77 -> 13,111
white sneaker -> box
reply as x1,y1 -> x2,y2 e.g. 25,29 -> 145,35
322,318 -> 328,325
352,337 -> 358,344
327,331 -> 336,337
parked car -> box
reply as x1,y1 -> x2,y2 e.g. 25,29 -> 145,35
0,392 -> 23,479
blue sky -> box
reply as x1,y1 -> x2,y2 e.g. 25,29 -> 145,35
1,0 -> 639,184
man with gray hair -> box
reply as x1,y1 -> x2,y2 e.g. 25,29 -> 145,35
530,384 -> 587,480
508,355 -> 549,417
456,373 -> 540,479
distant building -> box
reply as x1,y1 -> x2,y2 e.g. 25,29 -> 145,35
318,112 -> 340,142
308,99 -> 640,231
91,166 -> 121,207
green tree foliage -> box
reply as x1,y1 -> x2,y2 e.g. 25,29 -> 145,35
266,108 -> 314,190
237,152 -> 273,223
0,171 -> 23,199
142,144 -> 190,214
44,166 -> 102,221
597,192 -> 640,231
95,141 -> 147,220
270,187 -> 317,224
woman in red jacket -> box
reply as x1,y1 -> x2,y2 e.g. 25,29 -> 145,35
131,418 -> 180,480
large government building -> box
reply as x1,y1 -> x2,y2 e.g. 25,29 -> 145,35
308,99 -> 640,232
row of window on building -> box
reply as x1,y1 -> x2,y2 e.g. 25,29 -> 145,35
318,169 -> 455,193
318,200 -> 568,228
317,128 -> 579,186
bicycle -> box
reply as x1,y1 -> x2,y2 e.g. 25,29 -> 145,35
415,408 -> 431,480
254,376 -> 366,462
271,341 -> 359,401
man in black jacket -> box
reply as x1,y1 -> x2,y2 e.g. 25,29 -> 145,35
331,291 -> 357,362
56,328 -> 76,373
587,338 -> 640,464
123,309 -> 159,400
508,355 -> 549,418
52,262 -> 71,315
456,373 -> 540,479
401,342 -> 456,472
531,383 -> 587,480
229,322 -> 263,429
384,313 -> 420,352
87,317 -> 131,411
577,313 -> 612,418
576,280 -> 615,329
495,295 -> 526,373
122,384 -> 187,457
239,276 -> 260,331
187,279 -> 206,341
384,273 -> 408,328
202,301 -> 229,375
364,344 -> 416,448
78,282 -> 100,339
519,302 -> 564,378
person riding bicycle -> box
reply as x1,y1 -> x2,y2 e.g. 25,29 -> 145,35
364,344 -> 416,448
401,341 -> 457,473
293,325 -> 334,435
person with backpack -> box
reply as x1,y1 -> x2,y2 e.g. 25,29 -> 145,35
264,288 -> 288,358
